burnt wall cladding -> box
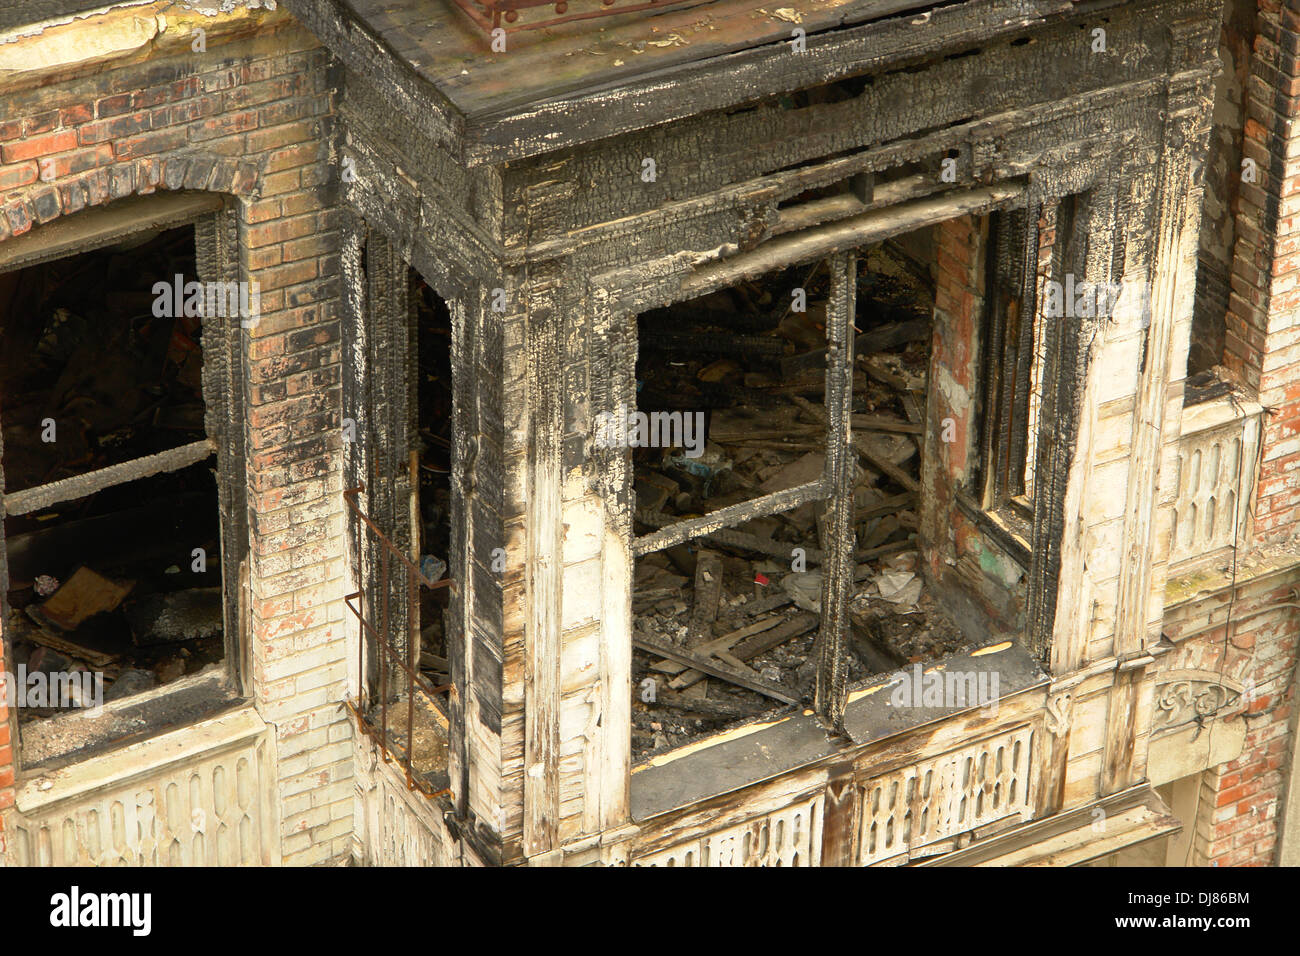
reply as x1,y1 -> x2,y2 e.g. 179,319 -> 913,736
500,5 -> 1187,244
340,69 -> 494,241
1196,0 -> 1253,292
0,22 -> 352,864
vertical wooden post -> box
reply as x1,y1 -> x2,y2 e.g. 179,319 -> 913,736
821,766 -> 861,866
815,252 -> 856,733
523,264 -> 563,857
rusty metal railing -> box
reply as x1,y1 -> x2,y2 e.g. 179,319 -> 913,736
344,483 -> 455,797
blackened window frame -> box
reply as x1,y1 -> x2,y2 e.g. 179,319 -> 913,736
619,181 -> 1096,739
0,192 -> 251,771
342,226 -> 462,797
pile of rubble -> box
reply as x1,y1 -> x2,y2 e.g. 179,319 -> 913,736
630,244 -> 973,758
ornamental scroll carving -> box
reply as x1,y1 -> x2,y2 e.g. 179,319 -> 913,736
1152,671 -> 1244,736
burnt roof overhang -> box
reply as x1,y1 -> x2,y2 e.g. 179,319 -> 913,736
0,0 -> 145,32
281,0 -> 1113,167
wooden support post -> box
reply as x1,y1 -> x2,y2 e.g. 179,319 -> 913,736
814,251 -> 856,733
524,268 -> 564,858
821,767 -> 861,866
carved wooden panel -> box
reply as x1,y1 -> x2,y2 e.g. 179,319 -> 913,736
1170,411 -> 1261,567
372,762 -> 452,867
858,724 -> 1036,865
632,793 -> 824,867
9,737 -> 274,866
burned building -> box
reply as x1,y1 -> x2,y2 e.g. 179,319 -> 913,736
0,0 -> 1296,867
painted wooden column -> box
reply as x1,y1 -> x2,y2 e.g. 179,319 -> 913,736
522,260 -> 565,860
1104,85 -> 1212,794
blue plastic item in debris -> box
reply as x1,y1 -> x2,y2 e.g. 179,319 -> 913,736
421,555 -> 447,584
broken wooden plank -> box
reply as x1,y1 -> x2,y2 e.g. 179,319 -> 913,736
680,184 -> 1025,295
633,478 -> 826,555
737,592 -> 795,618
687,550 -> 724,649
633,631 -> 799,704
851,414 -> 922,435
652,691 -> 767,720
671,612 -> 818,691
652,615 -> 783,675
861,356 -> 912,392
780,317 -> 930,378
793,395 -> 919,492
704,526 -> 824,564
16,618 -> 120,668
858,492 -> 916,520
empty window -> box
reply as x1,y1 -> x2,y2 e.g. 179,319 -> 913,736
0,195 -> 246,765
630,221 -> 991,759
342,237 -> 455,796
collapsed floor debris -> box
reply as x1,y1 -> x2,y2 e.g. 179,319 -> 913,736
0,226 -> 224,722
631,238 -> 974,758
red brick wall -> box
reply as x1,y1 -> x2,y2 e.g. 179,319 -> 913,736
921,214 -> 985,584
1225,0 -> 1300,545
1164,572 -> 1300,865
0,7 -> 351,864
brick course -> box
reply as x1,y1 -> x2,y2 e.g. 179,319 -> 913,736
1226,2 -> 1300,547
0,7 -> 349,865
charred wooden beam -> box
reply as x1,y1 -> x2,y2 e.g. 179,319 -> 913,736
686,549 -> 724,648
651,615 -> 783,676
633,631 -> 799,705
652,692 -> 766,720
779,317 -> 930,379
2,439 -> 216,517
850,415 -> 923,435
671,612 -> 819,691
794,395 -> 920,492
632,479 -> 826,555
641,328 -> 788,359
681,184 -> 1025,297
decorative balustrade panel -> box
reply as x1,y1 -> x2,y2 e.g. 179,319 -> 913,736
633,793 -> 824,867
1170,406 -> 1261,567
858,724 -> 1036,865
8,735 -> 274,866
369,756 -> 453,867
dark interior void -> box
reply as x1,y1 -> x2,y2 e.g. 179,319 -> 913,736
1186,0 -> 1255,384
630,228 -> 976,760
410,270 -> 454,700
0,225 -> 223,721
1187,256 -> 1228,382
